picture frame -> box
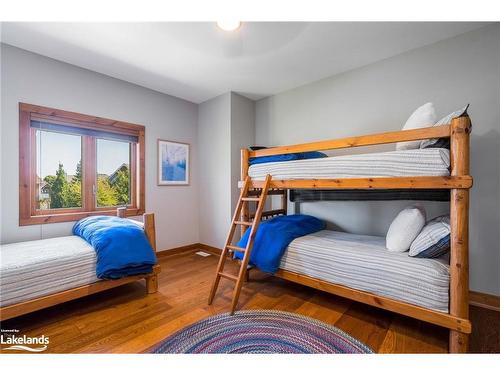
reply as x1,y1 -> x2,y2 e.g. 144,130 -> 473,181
157,139 -> 190,185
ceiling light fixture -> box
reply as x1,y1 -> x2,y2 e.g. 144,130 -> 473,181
216,21 -> 241,32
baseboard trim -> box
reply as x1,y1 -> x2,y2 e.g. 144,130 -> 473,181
158,243 -> 500,312
157,243 -> 201,258
469,290 -> 500,312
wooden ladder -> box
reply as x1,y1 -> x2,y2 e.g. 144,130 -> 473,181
207,174 -> 272,314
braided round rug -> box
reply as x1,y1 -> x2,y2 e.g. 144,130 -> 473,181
150,310 -> 373,354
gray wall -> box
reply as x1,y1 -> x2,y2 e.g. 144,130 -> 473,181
230,93 -> 255,213
197,92 -> 256,248
0,44 -> 200,251
255,24 -> 500,296
198,93 -> 232,248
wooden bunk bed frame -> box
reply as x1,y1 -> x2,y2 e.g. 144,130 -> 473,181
0,209 -> 161,321
238,116 -> 472,353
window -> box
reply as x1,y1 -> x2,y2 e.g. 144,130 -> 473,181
19,103 -> 145,225
35,130 -> 83,210
96,139 -> 132,207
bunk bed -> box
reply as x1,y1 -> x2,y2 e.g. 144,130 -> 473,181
0,209 -> 161,321
208,115 -> 472,353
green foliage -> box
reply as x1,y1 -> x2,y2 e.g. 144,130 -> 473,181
49,163 -> 69,208
63,178 -> 82,208
73,160 -> 82,183
96,165 -> 130,207
113,168 -> 130,205
43,175 -> 56,186
42,161 -> 129,209
97,175 -> 118,207
43,163 -> 82,209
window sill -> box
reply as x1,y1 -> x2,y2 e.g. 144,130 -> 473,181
20,208 -> 144,226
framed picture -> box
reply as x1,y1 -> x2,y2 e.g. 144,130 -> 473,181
157,139 -> 190,185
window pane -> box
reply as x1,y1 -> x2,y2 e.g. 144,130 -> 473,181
35,130 -> 82,209
96,139 -> 131,207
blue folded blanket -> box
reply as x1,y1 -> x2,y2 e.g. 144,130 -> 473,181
234,214 -> 326,273
249,151 -> 327,166
73,216 -> 157,279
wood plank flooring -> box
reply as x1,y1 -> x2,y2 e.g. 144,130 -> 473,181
1,250 -> 498,353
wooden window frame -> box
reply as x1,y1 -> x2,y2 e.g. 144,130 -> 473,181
19,103 -> 145,225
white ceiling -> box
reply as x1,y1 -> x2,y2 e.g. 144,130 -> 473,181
1,22 -> 489,103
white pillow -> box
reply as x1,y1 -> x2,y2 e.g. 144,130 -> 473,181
396,103 -> 437,150
386,205 -> 427,252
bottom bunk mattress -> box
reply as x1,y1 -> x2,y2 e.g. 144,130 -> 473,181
0,236 -> 99,307
279,230 -> 450,312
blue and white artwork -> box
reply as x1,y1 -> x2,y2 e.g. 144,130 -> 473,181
158,140 -> 189,185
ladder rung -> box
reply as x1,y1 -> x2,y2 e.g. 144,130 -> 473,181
242,197 -> 260,202
234,220 -> 253,226
248,189 -> 283,196
219,272 -> 238,281
227,245 -> 246,252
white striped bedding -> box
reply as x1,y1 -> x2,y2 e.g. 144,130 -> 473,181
279,230 -> 450,312
248,148 -> 450,180
0,236 -> 99,307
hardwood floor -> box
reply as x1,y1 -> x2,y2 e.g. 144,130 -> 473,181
1,250 -> 498,354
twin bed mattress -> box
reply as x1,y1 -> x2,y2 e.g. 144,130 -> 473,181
0,236 -> 98,307
280,230 -> 450,312
249,148 -> 450,180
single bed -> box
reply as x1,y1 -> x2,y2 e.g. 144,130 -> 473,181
0,211 -> 160,320
1,236 -> 99,307
248,148 -> 450,180
279,230 -> 450,313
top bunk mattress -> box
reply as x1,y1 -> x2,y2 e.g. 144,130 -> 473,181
279,230 -> 450,313
248,148 -> 450,180
0,236 -> 98,307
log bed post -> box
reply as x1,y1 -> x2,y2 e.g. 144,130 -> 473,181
449,115 -> 471,353
281,189 -> 288,215
241,149 -> 250,281
241,148 -> 250,235
143,213 -> 157,252
117,207 -> 127,218
143,213 -> 158,293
